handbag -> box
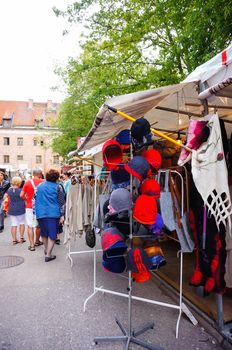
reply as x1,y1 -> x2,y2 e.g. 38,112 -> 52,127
157,170 -> 176,231
85,227 -> 96,248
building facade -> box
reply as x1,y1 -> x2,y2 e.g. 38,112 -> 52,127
0,99 -> 61,176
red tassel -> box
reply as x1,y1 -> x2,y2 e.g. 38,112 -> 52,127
204,277 -> 215,294
190,270 -> 203,286
211,255 -> 219,274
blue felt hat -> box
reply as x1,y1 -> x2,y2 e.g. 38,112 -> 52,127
102,252 -> 126,273
150,254 -> 166,271
111,164 -> 130,190
116,129 -> 131,145
125,156 -> 150,181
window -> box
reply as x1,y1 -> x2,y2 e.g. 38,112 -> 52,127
36,155 -> 42,164
17,137 -> 23,146
33,138 -> 44,146
53,155 -> 59,164
3,155 -> 9,163
17,155 -> 23,161
3,137 -> 10,145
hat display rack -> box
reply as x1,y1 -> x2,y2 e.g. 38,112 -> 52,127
93,146 -> 164,350
81,149 -> 196,348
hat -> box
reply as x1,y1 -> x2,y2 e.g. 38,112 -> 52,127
101,226 -> 127,253
109,188 -> 132,215
111,165 -> 130,190
133,195 -> 157,225
116,129 -> 131,145
140,179 -> 160,198
124,156 -> 150,181
144,244 -> 166,271
102,139 -> 123,170
146,214 -> 164,236
149,255 -> 166,271
131,118 -> 153,151
102,252 -> 126,273
102,198 -> 110,217
133,222 -> 150,237
143,149 -> 162,171
105,211 -> 130,238
144,244 -> 164,256
127,246 -> 152,272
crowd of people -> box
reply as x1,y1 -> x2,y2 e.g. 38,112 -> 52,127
0,168 -> 72,262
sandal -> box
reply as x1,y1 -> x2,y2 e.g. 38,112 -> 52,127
28,246 -> 35,251
13,240 -> 19,245
35,241 -> 43,246
20,238 -> 26,243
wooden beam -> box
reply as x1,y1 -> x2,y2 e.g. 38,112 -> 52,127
155,106 -> 202,117
185,102 -> 232,110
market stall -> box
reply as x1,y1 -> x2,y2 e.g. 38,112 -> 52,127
68,43 -> 232,343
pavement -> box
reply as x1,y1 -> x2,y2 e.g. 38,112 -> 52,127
0,217 -> 230,350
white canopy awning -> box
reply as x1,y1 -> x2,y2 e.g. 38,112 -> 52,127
78,81 -> 232,152
184,42 -> 232,100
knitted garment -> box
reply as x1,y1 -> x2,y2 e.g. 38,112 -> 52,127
192,114 -> 232,230
64,183 -> 83,243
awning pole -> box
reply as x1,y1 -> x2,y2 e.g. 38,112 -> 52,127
73,155 -> 102,168
104,104 -> 192,152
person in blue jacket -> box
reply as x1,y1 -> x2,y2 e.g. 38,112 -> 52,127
35,169 -> 65,262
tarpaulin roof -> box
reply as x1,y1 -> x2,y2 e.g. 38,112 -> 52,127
184,42 -> 232,100
78,81 -> 232,152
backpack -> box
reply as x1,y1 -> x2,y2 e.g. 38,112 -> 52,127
30,179 -> 38,215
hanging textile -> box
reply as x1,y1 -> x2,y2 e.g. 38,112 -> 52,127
64,183 -> 83,242
191,113 -> 232,230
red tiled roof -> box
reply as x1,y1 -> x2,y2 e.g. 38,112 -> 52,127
0,100 -> 60,127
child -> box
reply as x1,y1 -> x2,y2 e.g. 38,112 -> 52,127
6,176 -> 26,244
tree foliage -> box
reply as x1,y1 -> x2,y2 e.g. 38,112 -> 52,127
52,0 -> 232,157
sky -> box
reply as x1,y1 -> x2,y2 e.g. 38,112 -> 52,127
0,1 -> 81,103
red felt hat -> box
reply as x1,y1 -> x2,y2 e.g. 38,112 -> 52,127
143,149 -> 162,171
102,139 -> 123,170
133,195 -> 157,225
140,179 -> 160,198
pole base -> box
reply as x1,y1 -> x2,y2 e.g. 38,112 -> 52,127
94,318 -> 164,350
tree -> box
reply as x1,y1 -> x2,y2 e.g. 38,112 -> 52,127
52,0 -> 232,156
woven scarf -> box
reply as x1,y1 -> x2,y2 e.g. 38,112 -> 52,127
192,113 -> 232,230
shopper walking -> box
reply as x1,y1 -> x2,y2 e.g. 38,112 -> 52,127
20,168 -> 43,251
6,176 -> 26,244
63,172 -> 71,194
35,169 -> 65,262
0,170 -> 10,232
